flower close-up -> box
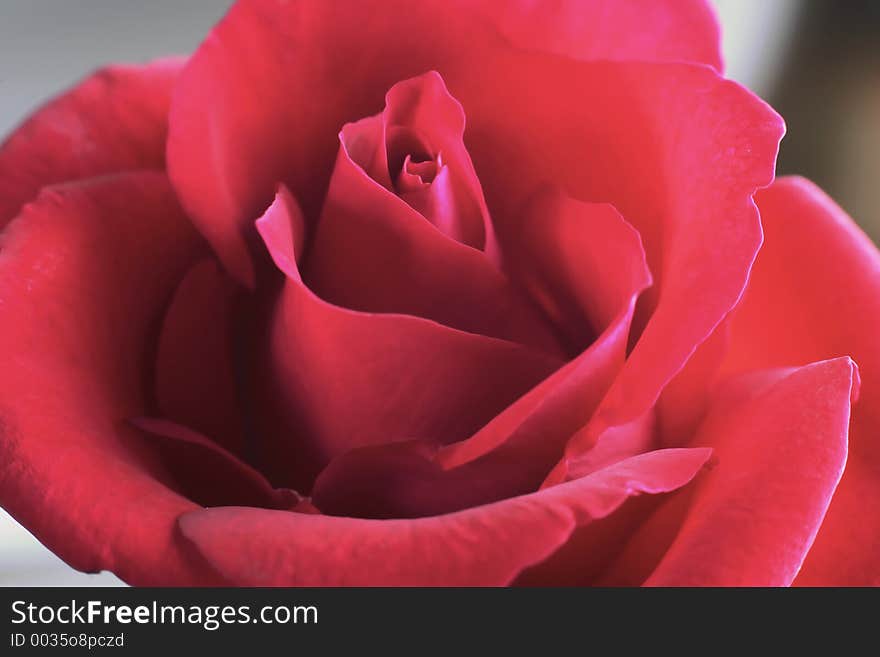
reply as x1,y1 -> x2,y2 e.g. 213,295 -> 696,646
0,0 -> 877,587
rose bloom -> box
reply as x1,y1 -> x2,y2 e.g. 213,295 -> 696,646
0,0 -> 877,587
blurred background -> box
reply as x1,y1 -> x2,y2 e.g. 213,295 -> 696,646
0,0 -> 877,584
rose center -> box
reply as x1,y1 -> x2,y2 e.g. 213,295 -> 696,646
385,126 -> 438,189
395,153 -> 443,193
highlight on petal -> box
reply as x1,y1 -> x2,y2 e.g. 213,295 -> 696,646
178,448 -> 711,586
0,172 -> 215,585
476,0 -> 722,70
725,177 -> 880,586
253,187 -> 563,490
0,58 -> 183,230
646,358 -> 856,586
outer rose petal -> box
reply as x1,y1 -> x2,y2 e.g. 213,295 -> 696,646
0,173 -> 216,585
178,448 -> 711,586
724,177 -> 880,585
647,359 -> 856,586
477,0 -> 722,70
0,58 -> 182,229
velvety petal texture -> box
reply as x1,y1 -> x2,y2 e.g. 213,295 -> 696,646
0,58 -> 182,230
725,177 -> 880,585
0,173 -> 213,585
647,358 -> 856,586
478,0 -> 722,69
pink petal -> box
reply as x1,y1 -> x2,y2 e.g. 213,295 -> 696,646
253,187 -> 562,489
373,70 -> 492,249
155,257 -> 245,454
646,358 -> 856,586
166,0 -> 733,287
178,448 -> 711,586
655,316 -> 731,446
473,61 -> 783,480
0,173 -> 215,585
725,177 -> 880,585
0,58 -> 182,229
170,4 -> 782,466
168,0 -> 781,486
477,0 -> 722,69
500,187 -> 652,353
306,189 -> 650,518
305,77 -> 562,353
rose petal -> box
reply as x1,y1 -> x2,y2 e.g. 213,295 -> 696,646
166,0 -> 732,287
561,411 -> 657,480
0,58 -> 182,230
254,186 -> 563,489
477,0 -> 722,70
305,77 -> 562,353
346,70 -> 492,249
155,257 -> 245,454
0,173 -> 216,585
514,489 -> 673,586
501,187 -> 653,354
168,0 -> 780,483
307,190 -> 649,517
131,418 -> 299,510
646,358 -> 856,586
308,313 -> 636,518
724,177 -> 880,586
438,313 -> 634,472
432,190 -> 652,478
487,61 -> 783,482
555,318 -> 730,483
593,484 -> 698,586
178,447 -> 711,586
310,440 -> 484,519
596,367 -> 803,585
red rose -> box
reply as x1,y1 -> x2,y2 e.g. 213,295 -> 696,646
0,0 -> 875,586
